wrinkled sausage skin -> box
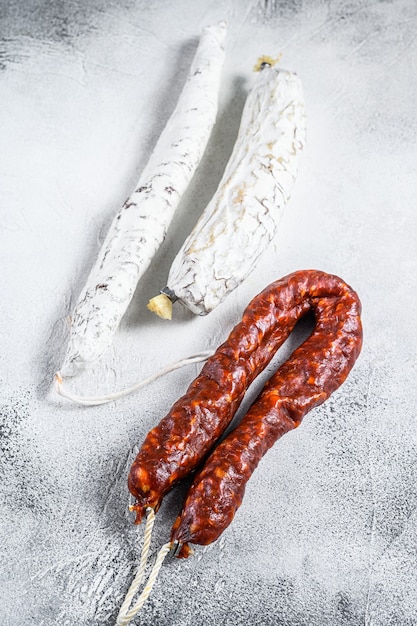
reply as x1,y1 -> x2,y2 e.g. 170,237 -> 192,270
170,280 -> 362,556
128,270 -> 362,542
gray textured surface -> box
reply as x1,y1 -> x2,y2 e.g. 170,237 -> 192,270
1,0 -> 417,624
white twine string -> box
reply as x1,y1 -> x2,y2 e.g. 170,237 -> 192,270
125,507 -> 156,595
116,543 -> 171,625
54,350 -> 214,406
116,507 -> 172,625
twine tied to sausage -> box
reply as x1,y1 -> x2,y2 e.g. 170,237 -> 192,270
115,508 -> 172,626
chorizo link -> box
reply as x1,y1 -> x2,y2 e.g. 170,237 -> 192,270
128,270 -> 362,535
170,276 -> 362,556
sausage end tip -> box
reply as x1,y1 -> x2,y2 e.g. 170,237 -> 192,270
54,371 -> 63,385
147,294 -> 173,320
253,54 -> 282,72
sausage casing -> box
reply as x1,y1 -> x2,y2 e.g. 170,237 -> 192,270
170,270 -> 362,555
128,270 -> 362,545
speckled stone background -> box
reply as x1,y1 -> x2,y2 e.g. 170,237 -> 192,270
1,1 -> 417,624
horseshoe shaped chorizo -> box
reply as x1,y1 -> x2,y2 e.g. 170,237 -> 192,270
128,269 -> 362,555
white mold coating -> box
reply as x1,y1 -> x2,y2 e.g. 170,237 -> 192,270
60,22 -> 226,377
165,64 -> 306,315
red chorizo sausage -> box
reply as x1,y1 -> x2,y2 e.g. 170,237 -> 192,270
128,270 -> 362,543
170,271 -> 362,556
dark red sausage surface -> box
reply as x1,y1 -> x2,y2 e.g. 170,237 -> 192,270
170,275 -> 362,556
128,270 -> 363,550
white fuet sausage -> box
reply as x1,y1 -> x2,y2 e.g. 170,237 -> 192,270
59,22 -> 226,377
149,61 -> 306,317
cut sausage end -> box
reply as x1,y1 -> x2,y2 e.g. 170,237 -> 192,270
129,502 -> 160,525
54,371 -> 63,386
175,543 -> 194,559
170,540 -> 194,559
147,294 -> 173,320
129,503 -> 147,524
253,54 -> 282,72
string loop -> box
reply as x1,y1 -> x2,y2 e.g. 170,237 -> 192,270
54,350 -> 214,406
